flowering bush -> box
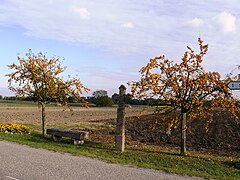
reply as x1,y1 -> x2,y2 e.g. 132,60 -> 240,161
0,123 -> 30,134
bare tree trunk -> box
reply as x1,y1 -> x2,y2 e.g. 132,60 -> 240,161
41,103 -> 46,136
180,112 -> 187,156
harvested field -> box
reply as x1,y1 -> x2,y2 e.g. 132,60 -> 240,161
0,106 -> 153,125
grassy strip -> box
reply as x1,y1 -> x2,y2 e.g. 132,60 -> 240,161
27,123 -> 114,133
0,103 -> 38,107
0,132 -> 239,180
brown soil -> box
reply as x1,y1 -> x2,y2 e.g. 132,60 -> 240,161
125,113 -> 240,149
88,112 -> 240,158
0,106 -> 153,125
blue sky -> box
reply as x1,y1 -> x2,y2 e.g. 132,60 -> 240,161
0,0 -> 240,96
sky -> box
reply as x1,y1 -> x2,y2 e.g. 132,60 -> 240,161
0,0 -> 240,97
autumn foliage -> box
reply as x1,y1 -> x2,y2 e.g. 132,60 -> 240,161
6,50 -> 89,135
6,51 -> 89,105
130,38 -> 239,155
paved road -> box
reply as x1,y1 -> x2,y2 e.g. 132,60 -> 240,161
0,141 -> 202,180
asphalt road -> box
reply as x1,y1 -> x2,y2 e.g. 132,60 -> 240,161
0,141 -> 202,180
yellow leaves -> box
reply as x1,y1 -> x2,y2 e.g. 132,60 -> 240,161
19,60 -> 24,66
6,50 -> 89,106
198,38 -> 208,55
129,37 -> 239,129
164,59 -> 169,63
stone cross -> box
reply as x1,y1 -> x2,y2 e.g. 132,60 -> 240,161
115,85 -> 126,152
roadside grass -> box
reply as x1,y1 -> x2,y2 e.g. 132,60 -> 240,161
0,132 -> 239,180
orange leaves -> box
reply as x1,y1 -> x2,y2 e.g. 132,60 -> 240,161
198,38 -> 208,56
6,50 -> 89,106
129,38 -> 239,133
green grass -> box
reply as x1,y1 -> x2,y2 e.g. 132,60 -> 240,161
0,101 -> 38,107
27,122 -> 114,133
0,132 -> 239,180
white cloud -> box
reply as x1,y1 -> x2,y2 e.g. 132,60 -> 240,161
215,11 -> 236,33
71,7 -> 90,19
0,0 -> 239,63
121,22 -> 134,29
0,1 -> 198,56
1,0 -> 240,95
188,18 -> 204,28
0,0 -> 180,55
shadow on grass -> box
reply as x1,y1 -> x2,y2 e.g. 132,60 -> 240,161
28,132 -> 52,142
29,132 -> 179,156
27,132 -> 116,152
129,146 -> 180,156
223,160 -> 239,168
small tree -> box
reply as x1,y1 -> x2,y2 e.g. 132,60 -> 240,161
96,96 -> 113,107
6,50 -> 89,136
130,38 -> 239,156
92,89 -> 113,107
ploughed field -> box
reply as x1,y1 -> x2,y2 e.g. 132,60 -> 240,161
0,106 -> 153,125
90,110 -> 240,158
125,112 -> 240,154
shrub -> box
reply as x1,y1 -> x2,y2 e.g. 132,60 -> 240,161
0,123 -> 30,134
96,96 -> 113,107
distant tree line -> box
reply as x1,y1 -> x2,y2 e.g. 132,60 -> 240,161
0,92 -> 167,107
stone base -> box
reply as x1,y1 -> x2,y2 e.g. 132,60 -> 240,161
74,140 -> 84,145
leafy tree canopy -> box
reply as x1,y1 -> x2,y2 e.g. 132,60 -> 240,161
129,38 -> 239,155
130,38 -> 239,122
6,50 -> 89,135
6,50 -> 89,106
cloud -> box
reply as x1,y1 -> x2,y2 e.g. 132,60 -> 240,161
121,22 -> 134,28
215,11 -> 236,33
71,7 -> 90,19
74,66 -> 137,95
188,18 -> 204,28
0,0 -> 239,64
1,0 -> 240,95
0,0 -> 180,55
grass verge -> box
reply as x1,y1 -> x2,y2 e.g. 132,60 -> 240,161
0,132 -> 239,180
